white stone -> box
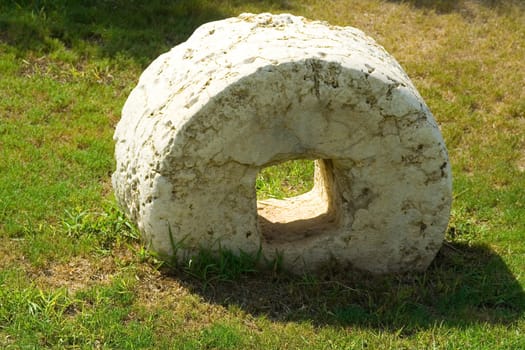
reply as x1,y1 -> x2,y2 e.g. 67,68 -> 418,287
112,13 -> 452,274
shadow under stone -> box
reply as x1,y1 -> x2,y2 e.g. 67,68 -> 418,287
169,241 -> 525,330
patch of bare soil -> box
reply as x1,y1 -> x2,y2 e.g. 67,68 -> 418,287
29,257 -> 114,294
0,238 -> 22,269
257,190 -> 338,244
517,153 -> 525,172
27,246 -> 136,294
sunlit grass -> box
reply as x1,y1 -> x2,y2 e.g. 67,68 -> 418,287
256,160 -> 315,200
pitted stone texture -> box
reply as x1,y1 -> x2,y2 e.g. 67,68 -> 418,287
112,13 -> 452,274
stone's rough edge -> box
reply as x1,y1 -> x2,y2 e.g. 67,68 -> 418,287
112,13 -> 452,274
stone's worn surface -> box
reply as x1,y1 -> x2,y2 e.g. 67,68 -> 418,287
113,13 -> 452,274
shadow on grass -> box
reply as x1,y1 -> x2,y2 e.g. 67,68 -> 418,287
0,0 -> 227,65
173,242 -> 525,331
0,0 -> 294,65
385,0 -> 524,14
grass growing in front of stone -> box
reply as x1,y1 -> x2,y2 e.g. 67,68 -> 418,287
1,0 -> 524,348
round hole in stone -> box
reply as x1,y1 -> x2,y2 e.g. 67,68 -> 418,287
257,159 -> 342,244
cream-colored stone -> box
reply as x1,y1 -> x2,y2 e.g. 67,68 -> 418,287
112,13 -> 452,273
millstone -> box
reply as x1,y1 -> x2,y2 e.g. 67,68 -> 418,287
112,13 -> 452,273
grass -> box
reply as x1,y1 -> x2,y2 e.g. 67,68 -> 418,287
1,0 -> 524,348
257,160 -> 315,200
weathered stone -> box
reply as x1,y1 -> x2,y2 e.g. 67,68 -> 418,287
112,13 -> 452,274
